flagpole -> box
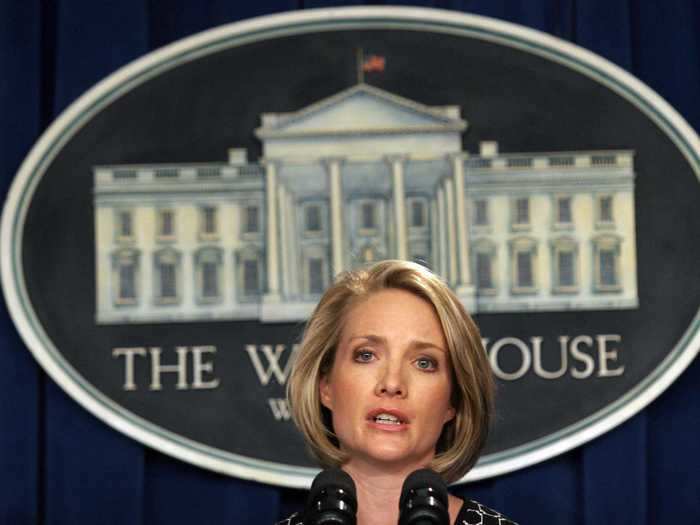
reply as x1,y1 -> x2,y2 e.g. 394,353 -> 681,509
357,48 -> 364,84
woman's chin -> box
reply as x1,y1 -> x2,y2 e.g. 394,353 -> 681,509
356,444 -> 431,468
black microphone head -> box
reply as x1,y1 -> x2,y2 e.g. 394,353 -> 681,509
305,468 -> 357,525
399,469 -> 448,508
399,469 -> 449,525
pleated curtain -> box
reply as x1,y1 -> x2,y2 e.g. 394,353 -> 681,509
0,1 -> 698,523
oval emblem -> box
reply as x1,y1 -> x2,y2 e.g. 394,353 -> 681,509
2,8 -> 698,487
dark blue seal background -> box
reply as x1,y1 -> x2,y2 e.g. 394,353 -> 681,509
1,4 -> 699,525
20,28 -> 699,462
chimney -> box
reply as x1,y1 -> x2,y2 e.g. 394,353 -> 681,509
479,141 -> 498,158
228,148 -> 247,165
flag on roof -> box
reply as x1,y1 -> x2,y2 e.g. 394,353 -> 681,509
362,55 -> 385,73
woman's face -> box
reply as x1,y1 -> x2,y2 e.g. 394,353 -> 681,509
320,288 -> 455,470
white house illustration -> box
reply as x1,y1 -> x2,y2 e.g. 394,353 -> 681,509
93,83 -> 638,324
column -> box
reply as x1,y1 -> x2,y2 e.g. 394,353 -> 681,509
327,158 -> 345,274
286,189 -> 299,297
437,187 -> 448,279
264,160 -> 280,301
278,183 -> 290,297
444,178 -> 458,286
451,153 -> 474,295
430,198 -> 439,273
389,155 -> 408,260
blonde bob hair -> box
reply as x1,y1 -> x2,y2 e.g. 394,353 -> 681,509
287,260 -> 494,483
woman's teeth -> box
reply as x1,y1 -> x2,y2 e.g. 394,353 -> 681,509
374,413 -> 401,425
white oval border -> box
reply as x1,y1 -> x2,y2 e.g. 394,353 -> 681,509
2,7 -> 698,488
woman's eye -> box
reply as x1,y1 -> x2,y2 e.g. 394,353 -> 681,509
354,350 -> 374,363
415,357 -> 437,371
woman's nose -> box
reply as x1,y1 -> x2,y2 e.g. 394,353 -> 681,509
375,362 -> 406,398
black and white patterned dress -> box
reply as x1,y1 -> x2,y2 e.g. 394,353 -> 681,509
455,499 -> 517,525
276,499 -> 517,524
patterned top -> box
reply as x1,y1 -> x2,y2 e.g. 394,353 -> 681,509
456,499 -> 518,525
276,499 -> 517,524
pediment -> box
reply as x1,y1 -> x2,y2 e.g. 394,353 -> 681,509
255,84 -> 466,138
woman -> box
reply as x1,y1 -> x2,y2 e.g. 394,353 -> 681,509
284,260 -> 516,525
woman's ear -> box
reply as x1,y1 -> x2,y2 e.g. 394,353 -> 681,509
319,375 -> 333,410
444,405 -> 456,424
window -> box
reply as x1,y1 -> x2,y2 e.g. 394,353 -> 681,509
243,259 -> 260,296
201,206 -> 218,236
115,210 -> 133,241
361,202 -> 376,230
303,250 -> 328,296
474,200 -> 488,226
599,196 -> 613,223
410,200 -> 425,227
112,249 -> 139,305
510,238 -> 537,293
195,248 -> 222,302
202,262 -> 218,298
119,264 -> 136,301
557,197 -> 572,224
592,235 -> 622,292
158,209 -> 174,239
154,249 -> 180,303
308,258 -> 325,294
305,205 -> 322,232
558,251 -> 575,287
599,249 -> 617,286
514,197 -> 529,226
472,240 -> 497,294
244,205 -> 260,234
160,263 -> 176,298
476,252 -> 493,290
551,238 -> 578,293
516,252 -> 533,288
236,248 -> 262,301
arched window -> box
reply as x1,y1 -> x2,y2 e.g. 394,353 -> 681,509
550,237 -> 578,294
302,246 -> 329,297
592,234 -> 622,292
235,247 -> 262,301
111,249 -> 140,305
472,239 -> 497,295
195,247 -> 223,303
154,248 -> 181,304
509,236 -> 538,294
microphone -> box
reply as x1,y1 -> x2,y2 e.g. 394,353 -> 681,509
304,468 -> 358,525
398,469 -> 450,525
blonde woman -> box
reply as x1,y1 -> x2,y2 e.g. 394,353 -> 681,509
284,260 -> 516,525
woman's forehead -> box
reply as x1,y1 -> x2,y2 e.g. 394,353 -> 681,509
338,289 -> 446,346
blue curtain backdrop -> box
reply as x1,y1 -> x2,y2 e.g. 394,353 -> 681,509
1,1 -> 698,523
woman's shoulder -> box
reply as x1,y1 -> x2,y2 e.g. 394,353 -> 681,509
456,499 -> 518,525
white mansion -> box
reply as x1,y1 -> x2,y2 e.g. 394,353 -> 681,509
93,83 -> 638,324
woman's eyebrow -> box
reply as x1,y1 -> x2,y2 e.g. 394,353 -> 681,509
347,334 -> 386,345
411,341 -> 447,353
347,334 -> 446,353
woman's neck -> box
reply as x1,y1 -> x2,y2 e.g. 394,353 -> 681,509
343,462 -> 409,525
342,461 -> 462,525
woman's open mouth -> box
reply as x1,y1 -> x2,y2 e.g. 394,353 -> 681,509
367,409 -> 409,429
